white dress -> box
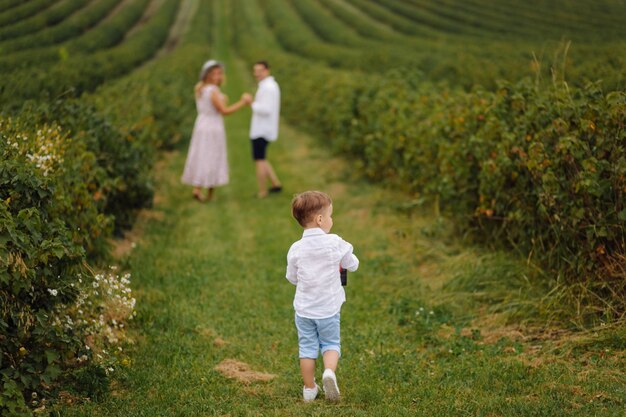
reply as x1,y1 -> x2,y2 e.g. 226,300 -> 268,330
181,84 -> 229,188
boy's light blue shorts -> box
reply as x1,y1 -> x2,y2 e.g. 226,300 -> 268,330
295,312 -> 341,359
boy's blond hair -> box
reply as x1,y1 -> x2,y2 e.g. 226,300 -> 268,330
291,191 -> 332,227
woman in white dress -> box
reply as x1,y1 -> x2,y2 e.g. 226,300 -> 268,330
181,60 -> 252,202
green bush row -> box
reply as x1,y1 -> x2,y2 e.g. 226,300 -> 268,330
411,0 -> 569,38
313,0 -> 521,72
376,0 -> 622,41
0,0 -> 56,27
0,0 -> 150,73
284,0 -> 524,87
288,0 -> 363,46
353,1 -> 623,89
0,0 -> 123,54
258,0 -> 441,74
0,0 -> 180,107
259,0 -> 364,68
259,0 -> 625,91
0,0 -> 90,42
315,0 -> 402,42
240,0 -> 507,87
64,0 -> 150,53
0,0 -> 24,14
345,0 -> 433,38
370,0 -> 494,39
469,0 -> 626,30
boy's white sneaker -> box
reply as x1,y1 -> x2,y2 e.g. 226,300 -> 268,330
303,383 -> 319,402
322,368 -> 340,401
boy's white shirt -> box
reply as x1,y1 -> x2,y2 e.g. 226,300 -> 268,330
249,76 -> 280,141
286,227 -> 359,319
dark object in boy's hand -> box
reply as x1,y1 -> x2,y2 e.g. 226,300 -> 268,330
340,268 -> 347,286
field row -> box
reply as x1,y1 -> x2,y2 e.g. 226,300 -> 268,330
0,0 -> 90,41
0,0 -> 124,53
1,0 -> 624,91
0,0 -> 164,71
254,0 -> 626,90
350,0 -> 626,40
0,0 -> 185,106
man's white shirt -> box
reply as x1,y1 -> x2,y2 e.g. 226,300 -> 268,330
250,76 -> 280,141
286,228 -> 359,319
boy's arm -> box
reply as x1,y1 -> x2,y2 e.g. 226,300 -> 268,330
286,247 -> 298,285
339,239 -> 359,272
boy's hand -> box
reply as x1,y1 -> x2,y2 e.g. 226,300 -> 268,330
340,267 -> 347,286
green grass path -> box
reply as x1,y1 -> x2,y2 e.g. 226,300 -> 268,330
57,2 -> 625,415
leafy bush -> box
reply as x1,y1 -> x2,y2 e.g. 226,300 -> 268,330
340,76 -> 626,308
0,117 -> 139,414
0,117 -> 107,414
15,99 -> 155,234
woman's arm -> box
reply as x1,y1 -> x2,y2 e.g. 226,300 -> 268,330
211,89 -> 251,115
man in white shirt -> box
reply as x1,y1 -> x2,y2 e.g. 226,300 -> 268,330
249,61 -> 282,198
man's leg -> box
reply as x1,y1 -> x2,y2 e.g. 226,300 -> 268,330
255,161 -> 267,197
264,160 -> 281,188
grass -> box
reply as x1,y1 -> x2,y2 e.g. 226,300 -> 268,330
52,2 -> 625,415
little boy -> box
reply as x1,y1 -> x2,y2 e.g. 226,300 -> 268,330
286,191 -> 359,402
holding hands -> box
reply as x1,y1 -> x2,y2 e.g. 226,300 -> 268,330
211,90 -> 253,115
241,92 -> 253,105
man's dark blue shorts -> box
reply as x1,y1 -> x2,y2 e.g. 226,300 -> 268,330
251,137 -> 269,160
